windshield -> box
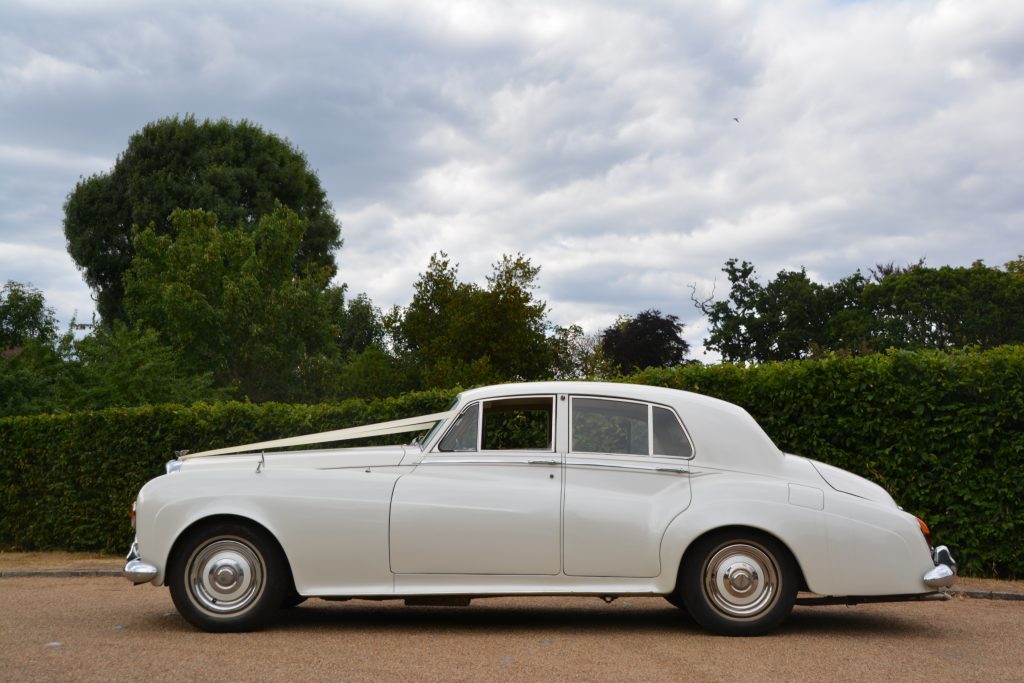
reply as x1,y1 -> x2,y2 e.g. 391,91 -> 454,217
418,397 -> 461,450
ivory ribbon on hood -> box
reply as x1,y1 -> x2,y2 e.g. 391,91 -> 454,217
179,410 -> 457,460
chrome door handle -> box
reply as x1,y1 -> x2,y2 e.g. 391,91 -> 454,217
655,467 -> 687,474
528,459 -> 559,466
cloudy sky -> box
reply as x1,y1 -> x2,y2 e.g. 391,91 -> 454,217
1,0 -> 1021,359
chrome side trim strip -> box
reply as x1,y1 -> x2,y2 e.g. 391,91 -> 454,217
420,458 -> 557,467
566,461 -> 689,475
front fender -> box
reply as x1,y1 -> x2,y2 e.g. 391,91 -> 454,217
135,467 -> 400,594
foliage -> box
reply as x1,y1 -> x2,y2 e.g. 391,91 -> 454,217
630,346 -> 1024,577
66,323 -> 230,410
599,309 -> 690,372
1,281 -> 58,349
1005,255 -> 1024,276
0,389 -> 457,554
63,115 -> 341,321
391,252 -> 552,388
697,258 -> 1024,362
864,263 -> 1024,349
0,341 -> 69,417
547,324 -> 615,380
124,208 -> 346,402
338,293 -> 385,355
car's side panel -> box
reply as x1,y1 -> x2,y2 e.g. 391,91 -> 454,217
389,454 -> 563,575
820,492 -> 935,595
658,469 -> 936,597
658,470 -> 833,595
137,466 -> 400,595
563,454 -> 691,578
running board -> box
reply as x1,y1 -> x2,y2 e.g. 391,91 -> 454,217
796,592 -> 951,607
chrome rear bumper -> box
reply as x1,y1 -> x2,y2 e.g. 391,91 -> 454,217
923,545 -> 957,588
123,538 -> 158,584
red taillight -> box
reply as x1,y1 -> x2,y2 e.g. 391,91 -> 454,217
916,516 -> 931,547
130,501 -> 137,529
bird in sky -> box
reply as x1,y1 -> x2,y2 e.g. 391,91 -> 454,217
733,117 -> 740,123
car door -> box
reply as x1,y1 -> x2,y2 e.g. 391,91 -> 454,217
389,395 -> 562,575
562,396 -> 693,578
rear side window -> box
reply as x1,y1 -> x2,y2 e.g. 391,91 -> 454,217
571,397 -> 694,458
652,406 -> 693,458
571,398 -> 648,455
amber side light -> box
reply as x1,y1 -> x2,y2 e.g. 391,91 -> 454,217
916,516 -> 931,547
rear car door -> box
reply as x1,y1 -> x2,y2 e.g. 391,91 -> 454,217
562,396 -> 694,578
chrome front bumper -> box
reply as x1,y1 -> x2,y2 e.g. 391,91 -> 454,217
123,538 -> 158,584
923,545 -> 957,589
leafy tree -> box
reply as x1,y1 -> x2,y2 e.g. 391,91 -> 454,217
338,293 -> 386,355
1005,255 -> 1024,277
599,309 -> 690,372
67,323 -> 229,410
547,324 -> 615,379
481,253 -> 552,380
696,258 -> 1024,362
1,281 -> 58,349
392,252 -> 552,388
864,262 -> 1024,349
123,208 -> 346,402
64,115 -> 341,321
0,340 -> 68,417
695,260 -> 839,362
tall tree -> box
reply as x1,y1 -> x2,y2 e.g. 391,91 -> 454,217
64,115 -> 341,321
124,208 -> 346,402
599,309 -> 689,372
393,252 -> 552,388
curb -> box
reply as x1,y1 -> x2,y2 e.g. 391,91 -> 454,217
2,571 -> 1023,602
1,569 -> 123,578
949,588 -> 1024,602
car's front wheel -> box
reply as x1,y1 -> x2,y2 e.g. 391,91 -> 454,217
681,530 -> 797,636
168,521 -> 286,632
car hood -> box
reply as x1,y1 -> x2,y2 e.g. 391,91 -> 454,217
805,458 -> 897,507
176,445 -> 410,473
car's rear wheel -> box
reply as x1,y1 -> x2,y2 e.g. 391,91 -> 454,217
681,530 -> 797,636
169,521 -> 286,632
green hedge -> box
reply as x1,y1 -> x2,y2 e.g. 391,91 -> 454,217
2,348 -> 1021,576
0,389 -> 456,555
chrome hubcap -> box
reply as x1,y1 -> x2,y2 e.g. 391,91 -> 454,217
703,543 -> 779,619
186,537 -> 265,615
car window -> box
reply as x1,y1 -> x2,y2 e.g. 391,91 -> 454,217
571,398 -> 648,455
481,397 -> 554,451
437,402 -> 479,452
652,406 -> 693,458
420,397 -> 461,450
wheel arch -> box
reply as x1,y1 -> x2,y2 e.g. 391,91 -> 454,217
673,524 -> 809,595
166,513 -> 297,593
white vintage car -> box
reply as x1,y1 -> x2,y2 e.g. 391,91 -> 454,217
124,381 -> 956,635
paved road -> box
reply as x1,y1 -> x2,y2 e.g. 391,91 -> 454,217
1,576 -> 1021,682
